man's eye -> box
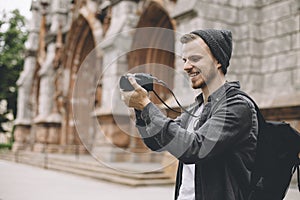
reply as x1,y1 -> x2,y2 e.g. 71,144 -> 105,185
182,58 -> 187,63
189,56 -> 202,63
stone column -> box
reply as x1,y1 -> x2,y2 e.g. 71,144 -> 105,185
12,125 -> 31,152
94,1 -> 139,162
13,57 -> 37,152
32,123 -> 48,152
35,43 -> 56,123
33,0 -> 70,152
13,1 -> 41,152
33,42 -> 56,152
46,123 -> 61,152
33,123 -> 61,153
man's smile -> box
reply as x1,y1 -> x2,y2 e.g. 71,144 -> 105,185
189,71 -> 200,78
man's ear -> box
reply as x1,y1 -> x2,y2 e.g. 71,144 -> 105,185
216,62 -> 222,70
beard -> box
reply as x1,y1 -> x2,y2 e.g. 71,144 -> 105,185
191,66 -> 216,90
191,76 -> 206,89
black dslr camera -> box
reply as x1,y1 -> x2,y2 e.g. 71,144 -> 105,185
119,73 -> 154,91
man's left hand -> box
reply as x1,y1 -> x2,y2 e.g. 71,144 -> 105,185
120,76 -> 151,110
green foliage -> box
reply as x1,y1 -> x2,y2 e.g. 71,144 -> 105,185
0,9 -> 28,133
0,143 -> 12,150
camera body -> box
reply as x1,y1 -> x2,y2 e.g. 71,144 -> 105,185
119,73 -> 154,91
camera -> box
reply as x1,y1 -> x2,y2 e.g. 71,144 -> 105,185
119,73 -> 154,91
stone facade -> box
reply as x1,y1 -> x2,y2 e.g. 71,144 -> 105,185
14,0 -> 300,174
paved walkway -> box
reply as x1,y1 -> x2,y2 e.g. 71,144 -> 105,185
0,160 -> 299,200
0,160 -> 172,200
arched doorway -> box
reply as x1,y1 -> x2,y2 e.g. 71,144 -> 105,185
61,15 -> 98,152
126,1 -> 176,157
128,1 -> 175,102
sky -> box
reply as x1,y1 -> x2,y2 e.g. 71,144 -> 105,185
0,0 -> 32,20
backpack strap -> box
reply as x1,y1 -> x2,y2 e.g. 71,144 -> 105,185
294,161 -> 300,192
297,166 -> 300,192
225,88 -> 266,124
224,88 -> 267,192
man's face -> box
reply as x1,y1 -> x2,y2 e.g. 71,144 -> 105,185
182,37 -> 220,89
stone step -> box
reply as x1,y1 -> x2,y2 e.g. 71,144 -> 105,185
0,150 -> 175,186
47,163 -> 174,186
48,158 -> 169,179
3,150 -> 165,174
91,146 -> 164,163
7,152 -> 46,168
0,152 -> 15,162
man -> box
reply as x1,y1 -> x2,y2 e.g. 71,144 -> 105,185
120,29 -> 258,200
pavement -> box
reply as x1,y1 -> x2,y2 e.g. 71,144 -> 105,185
0,160 -> 299,200
0,160 -> 172,200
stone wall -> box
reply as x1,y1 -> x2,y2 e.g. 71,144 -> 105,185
172,0 -> 300,109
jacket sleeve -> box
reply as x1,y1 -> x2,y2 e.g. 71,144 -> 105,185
136,95 -> 255,164
135,104 -> 187,151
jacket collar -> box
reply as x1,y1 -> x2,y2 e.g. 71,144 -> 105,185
195,81 -> 241,105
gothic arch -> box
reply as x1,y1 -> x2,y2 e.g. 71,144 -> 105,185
78,6 -> 104,44
61,14 -> 100,148
128,1 -> 175,101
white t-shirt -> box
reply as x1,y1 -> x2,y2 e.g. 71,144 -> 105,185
177,104 -> 204,200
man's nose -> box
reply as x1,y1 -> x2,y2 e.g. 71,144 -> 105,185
183,61 -> 193,71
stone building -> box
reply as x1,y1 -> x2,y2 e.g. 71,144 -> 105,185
13,0 -> 300,173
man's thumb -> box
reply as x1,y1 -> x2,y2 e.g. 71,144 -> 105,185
128,77 -> 141,90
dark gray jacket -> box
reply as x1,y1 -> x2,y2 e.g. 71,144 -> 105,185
135,82 -> 258,200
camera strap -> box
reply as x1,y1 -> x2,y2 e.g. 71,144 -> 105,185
152,79 -> 201,118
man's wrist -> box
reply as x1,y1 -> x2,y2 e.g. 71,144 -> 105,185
141,99 -> 151,110
135,98 -> 151,111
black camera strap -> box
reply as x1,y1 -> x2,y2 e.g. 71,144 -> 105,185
152,79 -> 201,118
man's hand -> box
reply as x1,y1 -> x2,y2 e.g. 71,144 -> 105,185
120,76 -> 151,110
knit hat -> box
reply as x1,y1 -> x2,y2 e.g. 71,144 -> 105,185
191,29 -> 232,74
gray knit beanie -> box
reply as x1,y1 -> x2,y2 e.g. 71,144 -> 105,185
191,29 -> 232,75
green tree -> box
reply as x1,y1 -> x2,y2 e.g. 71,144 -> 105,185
0,9 -> 28,133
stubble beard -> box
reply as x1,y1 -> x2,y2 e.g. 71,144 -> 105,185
191,78 -> 206,89
191,67 -> 216,90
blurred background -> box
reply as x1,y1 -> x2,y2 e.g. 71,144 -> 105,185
0,0 -> 299,199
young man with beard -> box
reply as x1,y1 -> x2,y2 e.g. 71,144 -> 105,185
120,29 -> 258,200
